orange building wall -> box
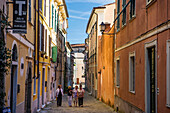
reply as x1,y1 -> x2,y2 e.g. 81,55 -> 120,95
115,0 -> 170,112
98,26 -> 115,106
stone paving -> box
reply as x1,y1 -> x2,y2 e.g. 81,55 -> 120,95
40,92 -> 116,113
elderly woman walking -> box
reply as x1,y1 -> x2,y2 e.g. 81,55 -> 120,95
56,85 -> 63,107
67,86 -> 73,107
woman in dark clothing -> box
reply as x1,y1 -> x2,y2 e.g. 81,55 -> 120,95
56,85 -> 63,106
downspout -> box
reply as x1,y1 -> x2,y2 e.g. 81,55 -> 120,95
33,0 -> 37,79
37,0 -> 40,78
94,12 -> 98,98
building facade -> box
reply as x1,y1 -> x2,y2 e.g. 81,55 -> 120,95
66,42 -> 73,87
114,0 -> 170,113
71,44 -> 85,88
2,0 -> 69,113
86,3 -> 115,98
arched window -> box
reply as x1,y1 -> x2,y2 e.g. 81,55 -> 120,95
12,44 -> 17,61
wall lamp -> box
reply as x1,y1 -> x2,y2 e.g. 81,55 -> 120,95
99,22 -> 114,35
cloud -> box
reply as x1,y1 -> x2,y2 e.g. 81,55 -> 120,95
69,15 -> 88,20
69,9 -> 91,16
66,0 -> 115,4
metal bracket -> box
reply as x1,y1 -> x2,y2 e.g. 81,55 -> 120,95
6,2 -> 13,4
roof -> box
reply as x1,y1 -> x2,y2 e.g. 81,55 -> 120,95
71,44 -> 85,47
86,2 -> 115,33
63,0 -> 69,18
86,6 -> 105,33
66,42 -> 73,51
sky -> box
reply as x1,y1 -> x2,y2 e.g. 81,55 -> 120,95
65,0 -> 114,44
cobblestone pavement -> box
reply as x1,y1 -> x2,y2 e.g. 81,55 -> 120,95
40,92 -> 116,113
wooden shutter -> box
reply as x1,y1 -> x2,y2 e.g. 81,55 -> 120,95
44,0 -> 46,16
52,5 -> 54,28
45,29 -> 47,53
49,36 -> 51,57
42,25 -> 44,51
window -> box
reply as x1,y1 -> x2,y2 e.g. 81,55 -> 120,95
49,36 -> 52,57
167,41 -> 170,107
44,0 -> 46,16
130,0 -> 135,19
129,52 -> 135,93
39,23 -> 42,51
122,0 -> 126,26
39,24 -> 44,51
49,0 -> 50,26
39,0 -> 42,11
45,29 -> 47,53
52,5 -> 54,28
116,58 -> 120,87
28,0 -> 31,22
55,9 -> 57,32
146,0 -> 156,6
117,0 -> 120,30
33,76 -> 36,95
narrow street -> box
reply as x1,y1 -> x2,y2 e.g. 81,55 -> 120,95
40,92 -> 116,113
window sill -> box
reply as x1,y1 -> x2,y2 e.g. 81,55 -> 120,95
121,24 -> 126,30
166,104 -> 170,108
116,29 -> 120,34
129,15 -> 136,23
146,0 -> 156,9
129,91 -> 135,94
28,21 -> 34,26
116,85 -> 120,88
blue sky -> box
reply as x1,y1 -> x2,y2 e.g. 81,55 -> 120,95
65,0 -> 114,44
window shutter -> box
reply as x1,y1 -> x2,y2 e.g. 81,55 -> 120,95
39,22 -> 41,51
44,0 -> 46,16
45,29 -> 47,53
55,9 -> 56,32
52,5 -> 54,28
41,25 -> 44,51
49,36 -> 52,57
52,46 -> 57,62
29,0 -> 31,22
39,0 -> 42,10
49,0 -> 50,27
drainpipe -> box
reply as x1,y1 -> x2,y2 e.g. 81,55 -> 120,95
37,0 -> 40,79
33,0 -> 36,79
94,12 -> 98,98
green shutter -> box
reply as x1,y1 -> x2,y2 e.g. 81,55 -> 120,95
52,5 -> 54,28
52,46 -> 57,62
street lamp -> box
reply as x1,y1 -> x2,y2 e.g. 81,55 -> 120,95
99,22 -> 106,34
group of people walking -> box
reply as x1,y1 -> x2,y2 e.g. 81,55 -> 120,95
56,84 -> 85,107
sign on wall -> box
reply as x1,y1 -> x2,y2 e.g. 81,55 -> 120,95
13,0 -> 27,34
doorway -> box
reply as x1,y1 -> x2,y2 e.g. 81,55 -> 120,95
145,40 -> 157,113
42,68 -> 45,106
10,44 -> 18,113
24,62 -> 32,113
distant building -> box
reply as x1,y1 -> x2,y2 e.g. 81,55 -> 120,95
66,42 -> 73,87
71,44 -> 85,88
83,38 -> 89,90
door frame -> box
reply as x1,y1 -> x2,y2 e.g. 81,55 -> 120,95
145,39 -> 157,113
10,41 -> 18,113
42,66 -> 45,106
24,62 -> 32,113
